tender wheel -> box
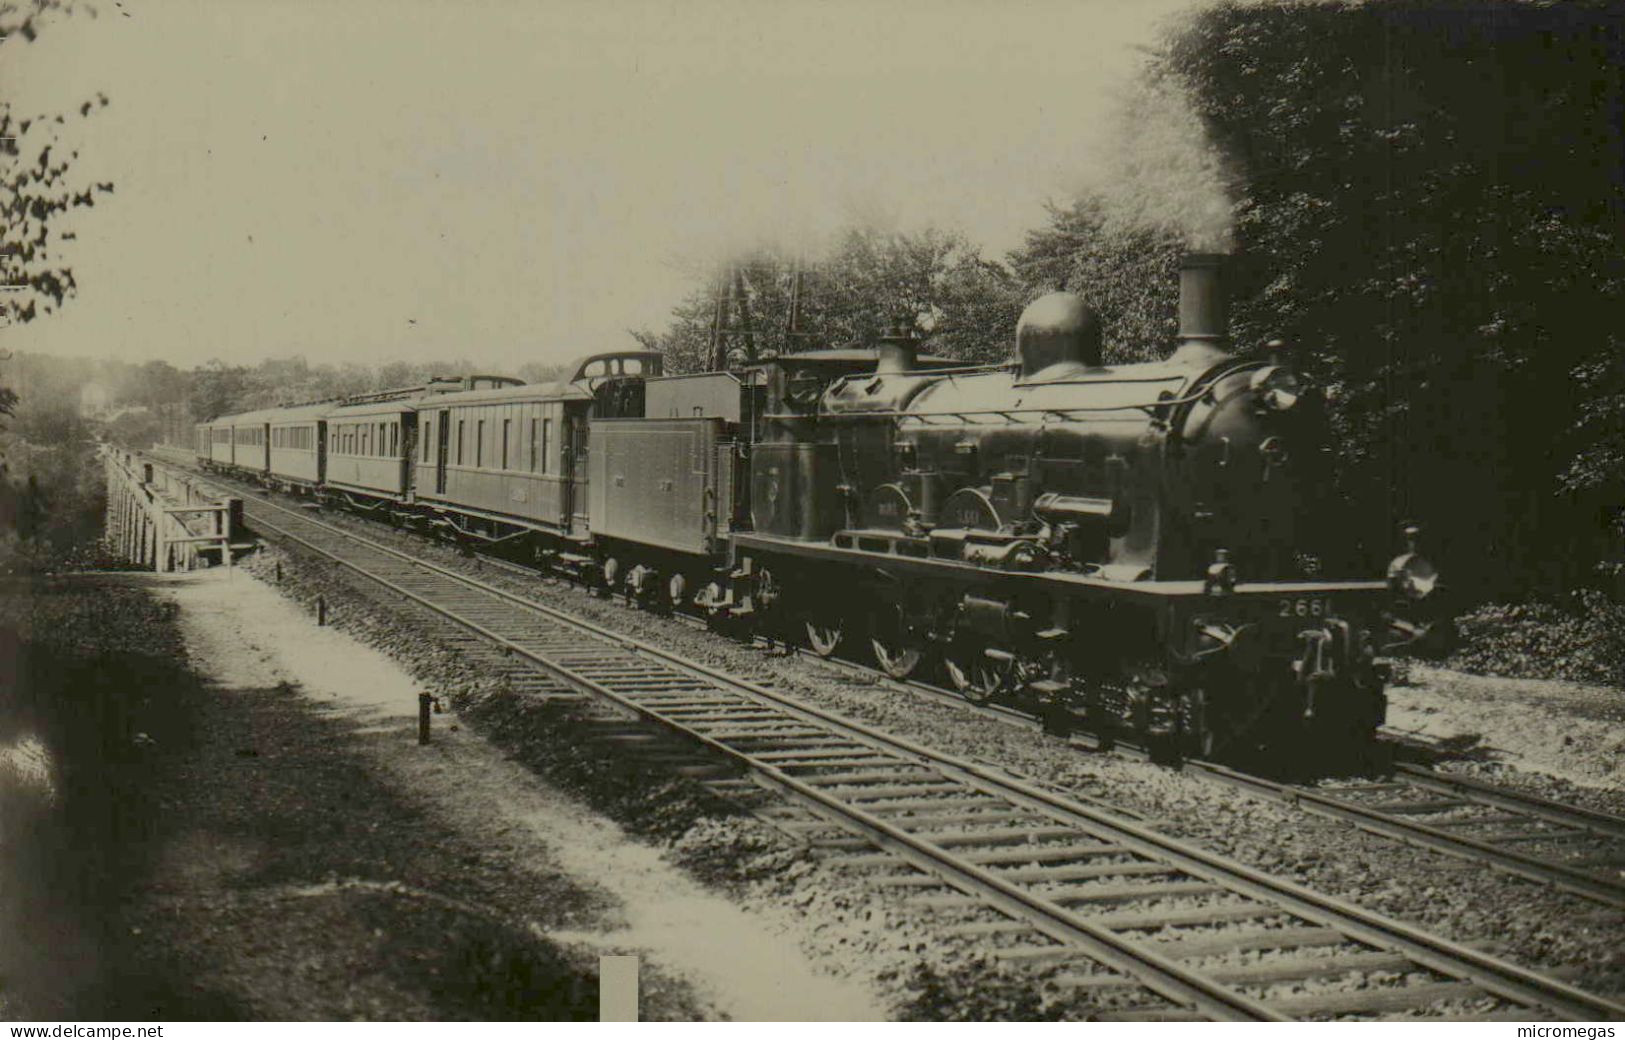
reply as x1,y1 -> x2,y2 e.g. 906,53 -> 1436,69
626,565 -> 660,609
943,642 -> 1009,705
869,604 -> 925,680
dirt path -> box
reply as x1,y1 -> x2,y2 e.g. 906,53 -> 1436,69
134,567 -> 881,1021
1388,664 -> 1625,794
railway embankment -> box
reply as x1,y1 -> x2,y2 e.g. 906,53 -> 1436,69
0,570 -> 882,1021
229,499 -> 1625,1012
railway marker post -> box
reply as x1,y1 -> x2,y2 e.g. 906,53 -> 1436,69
598,955 -> 638,1022
418,692 -> 433,745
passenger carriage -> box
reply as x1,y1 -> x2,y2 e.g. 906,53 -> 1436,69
228,409 -> 274,478
321,398 -> 416,511
411,352 -> 660,549
196,420 -> 229,469
266,402 -> 330,493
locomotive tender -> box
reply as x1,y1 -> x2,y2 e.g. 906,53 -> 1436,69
197,255 -> 1440,758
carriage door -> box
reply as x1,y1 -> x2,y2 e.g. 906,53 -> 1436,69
316,421 -> 327,483
565,409 -> 590,533
435,409 -> 451,494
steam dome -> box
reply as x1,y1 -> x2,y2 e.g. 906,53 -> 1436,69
1015,292 -> 1102,378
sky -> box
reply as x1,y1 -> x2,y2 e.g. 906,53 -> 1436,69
2,0 -> 1204,371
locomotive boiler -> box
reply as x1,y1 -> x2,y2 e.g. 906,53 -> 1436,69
729,254 -> 1439,757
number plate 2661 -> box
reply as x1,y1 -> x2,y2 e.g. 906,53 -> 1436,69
1278,597 -> 1332,618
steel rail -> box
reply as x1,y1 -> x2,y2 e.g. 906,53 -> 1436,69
158,449 -> 1625,905
1394,763 -> 1625,839
1188,761 -> 1625,912
666,594 -> 1625,911
490,533 -> 1625,915
230,488 -> 1625,1022
241,501 -> 1280,1022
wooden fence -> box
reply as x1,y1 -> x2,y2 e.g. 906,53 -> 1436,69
103,447 -> 241,572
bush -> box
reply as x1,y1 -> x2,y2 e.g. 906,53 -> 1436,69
1447,589 -> 1625,686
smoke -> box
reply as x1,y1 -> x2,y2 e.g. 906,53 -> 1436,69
1078,70 -> 1239,252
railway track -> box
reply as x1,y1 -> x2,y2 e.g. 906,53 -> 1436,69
200,470 -> 1622,1022
1190,762 -> 1625,909
157,449 -> 1625,925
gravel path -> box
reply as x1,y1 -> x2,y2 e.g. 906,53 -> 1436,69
145,567 -> 884,1021
1388,665 -> 1625,800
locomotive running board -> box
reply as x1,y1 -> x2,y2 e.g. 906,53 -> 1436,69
730,532 -> 1388,606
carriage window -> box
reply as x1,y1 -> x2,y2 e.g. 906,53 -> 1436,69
529,418 -> 539,473
542,417 -> 551,474
422,420 -> 432,462
502,419 -> 511,470
456,421 -> 465,465
390,421 -> 398,457
378,422 -> 387,456
476,420 -> 485,467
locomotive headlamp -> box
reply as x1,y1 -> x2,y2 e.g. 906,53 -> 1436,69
1249,365 -> 1301,413
1386,525 -> 1440,601
1204,548 -> 1237,596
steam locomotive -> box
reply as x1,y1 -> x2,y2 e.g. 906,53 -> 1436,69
197,254 -> 1443,759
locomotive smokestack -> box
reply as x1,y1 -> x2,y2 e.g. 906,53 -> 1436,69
876,318 -> 918,374
1172,252 -> 1230,365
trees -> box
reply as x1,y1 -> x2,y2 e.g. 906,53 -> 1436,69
1008,199 -> 1184,364
0,2 -> 116,570
644,224 -> 1027,374
1007,0 -> 1625,598
1159,0 -> 1625,596
1,4 -> 112,331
